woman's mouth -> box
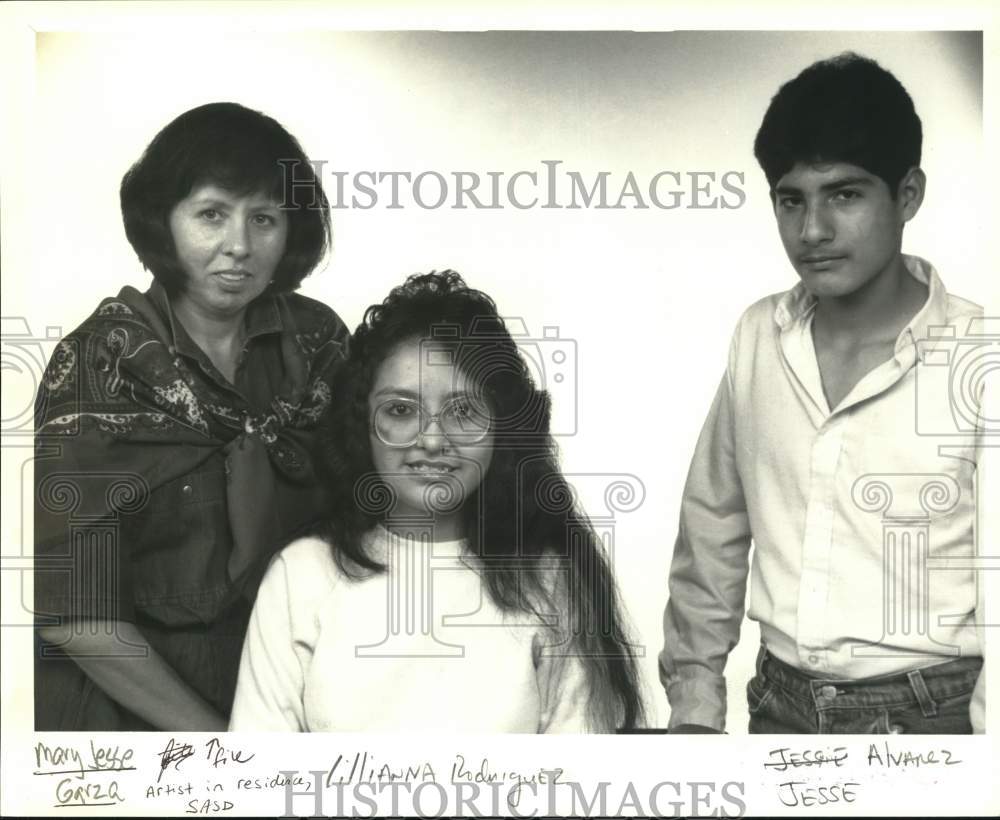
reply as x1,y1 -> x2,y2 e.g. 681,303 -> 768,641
406,461 -> 456,474
215,269 -> 253,284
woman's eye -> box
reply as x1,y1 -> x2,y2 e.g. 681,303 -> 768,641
252,213 -> 277,226
444,400 -> 480,422
387,403 -> 416,417
199,208 -> 223,221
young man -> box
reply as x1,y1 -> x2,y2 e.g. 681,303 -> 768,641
660,53 -> 985,734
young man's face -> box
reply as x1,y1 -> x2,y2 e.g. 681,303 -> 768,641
772,161 -> 921,300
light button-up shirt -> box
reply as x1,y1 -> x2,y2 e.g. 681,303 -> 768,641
660,255 -> 983,730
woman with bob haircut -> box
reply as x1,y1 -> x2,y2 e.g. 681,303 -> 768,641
34,102 -> 349,731
230,271 -> 646,732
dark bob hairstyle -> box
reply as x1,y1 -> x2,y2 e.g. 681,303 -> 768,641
316,270 -> 646,732
120,102 -> 331,293
754,52 -> 922,196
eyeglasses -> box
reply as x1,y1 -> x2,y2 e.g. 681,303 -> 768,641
373,397 -> 493,447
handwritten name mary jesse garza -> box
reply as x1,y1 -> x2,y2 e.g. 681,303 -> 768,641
34,740 -> 134,809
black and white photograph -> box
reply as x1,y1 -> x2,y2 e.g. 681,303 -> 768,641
1,1 -> 997,816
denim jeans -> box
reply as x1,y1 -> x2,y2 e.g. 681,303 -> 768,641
747,646 -> 982,734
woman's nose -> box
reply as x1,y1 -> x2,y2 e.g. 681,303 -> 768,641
223,219 -> 250,258
416,418 -> 447,452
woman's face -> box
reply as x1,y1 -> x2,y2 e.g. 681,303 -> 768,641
368,337 -> 494,540
168,182 -> 288,319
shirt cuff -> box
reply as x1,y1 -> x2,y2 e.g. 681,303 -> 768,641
665,671 -> 728,732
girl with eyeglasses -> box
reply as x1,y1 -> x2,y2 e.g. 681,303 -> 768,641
229,271 -> 645,732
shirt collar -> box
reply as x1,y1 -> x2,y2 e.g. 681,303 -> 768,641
369,524 -> 470,564
147,281 -> 284,359
773,254 -> 950,361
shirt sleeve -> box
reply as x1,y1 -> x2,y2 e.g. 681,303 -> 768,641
659,344 -> 752,732
34,331 -> 137,626
229,553 -> 307,731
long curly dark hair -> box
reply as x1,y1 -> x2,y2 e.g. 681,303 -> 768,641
316,270 -> 645,731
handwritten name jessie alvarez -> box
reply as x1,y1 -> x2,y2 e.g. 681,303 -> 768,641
763,741 -> 964,809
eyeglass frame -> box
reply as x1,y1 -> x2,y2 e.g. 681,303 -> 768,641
371,395 -> 494,448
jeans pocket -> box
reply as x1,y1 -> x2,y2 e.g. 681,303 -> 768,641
747,675 -> 777,715
884,691 -> 974,735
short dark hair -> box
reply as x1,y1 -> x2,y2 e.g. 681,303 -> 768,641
754,52 -> 922,195
120,102 -> 331,293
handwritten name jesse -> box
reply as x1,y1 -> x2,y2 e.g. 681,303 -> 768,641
764,746 -> 848,771
764,745 -> 855,807
777,780 -> 859,807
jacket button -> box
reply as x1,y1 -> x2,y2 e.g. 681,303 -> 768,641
889,724 -> 904,734
181,484 -> 193,496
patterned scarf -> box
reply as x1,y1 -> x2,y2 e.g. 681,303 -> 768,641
35,284 -> 347,591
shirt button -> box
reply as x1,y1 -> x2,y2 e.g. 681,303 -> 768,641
819,685 -> 837,700
808,654 -> 820,665
181,484 -> 193,496
889,724 -> 904,734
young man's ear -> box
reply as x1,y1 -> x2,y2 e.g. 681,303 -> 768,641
896,166 -> 926,223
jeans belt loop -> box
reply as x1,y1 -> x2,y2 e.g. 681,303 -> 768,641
907,669 -> 938,718
756,644 -> 769,680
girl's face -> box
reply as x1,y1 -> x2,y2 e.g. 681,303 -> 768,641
368,337 -> 494,540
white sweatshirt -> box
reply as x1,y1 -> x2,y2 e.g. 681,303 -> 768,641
229,527 -> 602,732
